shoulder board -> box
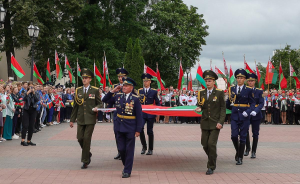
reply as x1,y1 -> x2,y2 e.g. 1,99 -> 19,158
151,88 -> 156,90
132,94 -> 139,98
257,88 -> 263,90
200,89 -> 205,91
77,86 -> 83,89
246,86 -> 252,88
138,88 -> 143,91
216,88 -> 223,91
116,92 -> 123,95
91,86 -> 98,89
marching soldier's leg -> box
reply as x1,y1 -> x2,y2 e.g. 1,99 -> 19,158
251,120 -> 260,158
77,124 -> 85,150
146,118 -> 155,155
207,129 -> 220,171
140,118 -> 147,154
231,119 -> 239,161
114,130 -> 121,160
117,131 -> 126,167
124,132 -> 136,175
201,129 -> 209,156
244,130 -> 251,156
81,124 -> 95,165
237,120 -> 250,165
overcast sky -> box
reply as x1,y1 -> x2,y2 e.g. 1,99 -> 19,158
183,0 -> 300,78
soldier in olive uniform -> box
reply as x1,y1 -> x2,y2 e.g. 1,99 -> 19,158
195,70 -> 226,175
70,68 -> 103,169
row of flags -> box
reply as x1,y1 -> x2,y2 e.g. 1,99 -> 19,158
10,51 -> 113,88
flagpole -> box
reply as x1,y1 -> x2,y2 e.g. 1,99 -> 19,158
94,59 -> 96,87
77,58 -> 78,88
289,56 -> 291,90
268,56 -> 270,94
255,59 -> 257,88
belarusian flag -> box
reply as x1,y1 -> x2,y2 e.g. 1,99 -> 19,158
256,65 -> 264,90
65,55 -> 76,84
55,50 -> 63,79
94,62 -> 103,85
215,66 -> 228,84
156,64 -> 165,90
33,62 -> 44,84
77,60 -> 81,78
46,58 -> 51,82
60,101 -> 65,108
11,53 -> 25,78
177,60 -> 184,90
265,60 -> 278,84
47,102 -> 53,109
188,73 -> 193,90
279,61 -> 287,90
103,55 -> 110,88
244,60 -> 254,74
289,62 -> 300,89
144,64 -> 166,86
196,63 -> 206,88
229,65 -> 236,85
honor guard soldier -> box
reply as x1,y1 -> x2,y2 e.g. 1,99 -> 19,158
70,68 -> 103,169
226,68 -> 255,165
138,73 -> 160,155
109,68 -> 129,160
244,73 -> 264,159
102,77 -> 143,178
195,70 -> 226,175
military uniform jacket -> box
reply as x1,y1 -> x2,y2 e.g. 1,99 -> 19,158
102,91 -> 143,133
250,88 -> 264,121
137,88 -> 160,119
226,85 -> 255,121
70,86 -> 103,125
197,88 -> 226,130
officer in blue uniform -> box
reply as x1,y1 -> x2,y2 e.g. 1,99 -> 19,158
109,68 -> 129,160
226,68 -> 255,165
102,77 -> 143,178
244,73 -> 264,159
138,73 -> 160,155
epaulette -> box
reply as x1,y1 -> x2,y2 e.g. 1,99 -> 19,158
200,89 -> 205,91
91,86 -> 98,89
216,88 -> 223,91
132,94 -> 139,98
77,86 -> 83,89
138,88 -> 143,91
116,92 -> 123,95
246,86 -> 252,88
151,88 -> 156,90
257,88 -> 263,90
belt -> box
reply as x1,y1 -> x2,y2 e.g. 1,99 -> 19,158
233,104 -> 250,107
255,104 -> 259,107
117,114 -> 136,119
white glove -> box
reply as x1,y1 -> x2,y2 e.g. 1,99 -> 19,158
242,111 -> 248,117
250,111 -> 257,116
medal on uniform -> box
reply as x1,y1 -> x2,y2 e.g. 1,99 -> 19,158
230,92 -> 236,106
213,96 -> 217,101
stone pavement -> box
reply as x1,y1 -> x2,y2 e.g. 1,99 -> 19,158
1,123 -> 300,184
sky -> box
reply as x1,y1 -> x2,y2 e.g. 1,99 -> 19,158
183,0 -> 300,79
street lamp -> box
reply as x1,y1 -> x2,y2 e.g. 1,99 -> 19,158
28,22 -> 40,81
186,67 -> 190,90
0,4 -> 6,28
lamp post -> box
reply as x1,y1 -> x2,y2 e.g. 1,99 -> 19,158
186,67 -> 190,90
0,4 -> 6,28
28,22 -> 40,81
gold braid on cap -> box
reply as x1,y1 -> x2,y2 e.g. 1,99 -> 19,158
74,88 -> 84,105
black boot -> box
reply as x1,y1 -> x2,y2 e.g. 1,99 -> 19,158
251,137 -> 258,158
114,152 -> 121,160
236,143 -> 245,165
244,132 -> 251,156
232,139 -> 239,161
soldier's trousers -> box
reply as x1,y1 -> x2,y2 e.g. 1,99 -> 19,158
231,119 -> 250,144
77,124 -> 95,164
201,129 -> 220,170
117,131 -> 136,174
140,118 -> 154,150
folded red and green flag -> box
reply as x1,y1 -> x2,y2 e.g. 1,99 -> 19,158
47,102 -> 53,109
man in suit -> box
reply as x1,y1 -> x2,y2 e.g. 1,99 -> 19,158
287,93 -> 295,125
195,70 -> 226,175
226,68 -> 255,165
244,73 -> 264,159
109,68 -> 129,160
138,73 -> 160,155
70,68 -> 103,169
102,77 -> 143,178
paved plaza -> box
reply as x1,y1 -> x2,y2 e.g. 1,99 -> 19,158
1,123 -> 300,184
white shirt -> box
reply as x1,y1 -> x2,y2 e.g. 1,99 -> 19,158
125,93 -> 131,101
179,95 -> 187,106
207,89 -> 213,99
83,85 -> 90,94
144,87 -> 150,94
236,85 -> 244,94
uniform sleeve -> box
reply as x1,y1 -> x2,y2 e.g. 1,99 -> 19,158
218,91 -> 226,125
95,89 -> 103,108
102,91 -> 115,104
70,99 -> 78,122
246,89 -> 255,115
135,98 -> 143,133
254,90 -> 264,113
154,91 -> 160,106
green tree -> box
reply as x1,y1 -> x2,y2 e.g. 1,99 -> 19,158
124,38 -> 133,72
142,0 -> 209,87
130,38 -> 144,88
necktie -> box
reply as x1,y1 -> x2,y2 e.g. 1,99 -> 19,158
238,87 -> 241,94
145,89 -> 148,95
85,88 -> 87,94
209,91 -> 211,98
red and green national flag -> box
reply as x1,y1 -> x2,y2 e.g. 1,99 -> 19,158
77,60 -> 81,78
11,53 -> 25,78
289,62 -> 300,89
244,60 -> 255,74
229,65 -> 236,85
33,62 -> 44,84
55,50 -> 63,80
177,60 -> 184,90
196,63 -> 206,88
47,102 -> 53,109
265,60 -> 278,84
65,55 -> 76,84
60,101 -> 65,108
156,64 -> 165,90
279,61 -> 287,90
103,55 -> 111,88
46,58 -> 51,82
94,62 -> 103,85
215,66 -> 228,84
256,65 -> 264,90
